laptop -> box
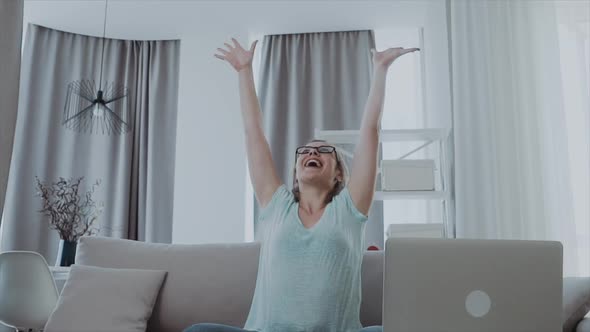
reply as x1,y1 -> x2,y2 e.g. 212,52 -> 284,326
383,238 -> 563,332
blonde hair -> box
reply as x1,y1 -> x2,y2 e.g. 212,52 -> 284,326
291,139 -> 349,204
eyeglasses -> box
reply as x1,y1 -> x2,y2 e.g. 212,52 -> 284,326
296,146 -> 336,154
295,145 -> 339,162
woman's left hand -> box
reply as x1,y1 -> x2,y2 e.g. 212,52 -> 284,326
371,47 -> 420,69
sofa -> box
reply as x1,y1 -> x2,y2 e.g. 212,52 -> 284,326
50,236 -> 589,332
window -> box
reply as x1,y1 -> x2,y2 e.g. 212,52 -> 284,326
375,28 -> 441,241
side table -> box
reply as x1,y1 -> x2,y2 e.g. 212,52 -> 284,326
49,266 -> 70,281
49,266 -> 70,293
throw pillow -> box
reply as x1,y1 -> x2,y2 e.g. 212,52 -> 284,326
44,264 -> 166,332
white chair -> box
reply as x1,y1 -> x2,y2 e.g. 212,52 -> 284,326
0,251 -> 59,332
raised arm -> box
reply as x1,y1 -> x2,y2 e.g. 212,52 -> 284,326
214,38 -> 282,208
347,47 -> 420,215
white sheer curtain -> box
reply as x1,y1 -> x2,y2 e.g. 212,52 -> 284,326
450,0 -> 589,277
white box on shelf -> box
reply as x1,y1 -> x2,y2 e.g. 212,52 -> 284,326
381,159 -> 435,191
387,223 -> 444,238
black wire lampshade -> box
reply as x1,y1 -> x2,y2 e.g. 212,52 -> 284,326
62,79 -> 131,135
62,0 -> 132,136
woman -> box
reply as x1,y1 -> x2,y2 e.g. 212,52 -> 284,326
183,38 -> 418,332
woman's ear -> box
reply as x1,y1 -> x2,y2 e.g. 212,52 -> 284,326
336,167 -> 343,181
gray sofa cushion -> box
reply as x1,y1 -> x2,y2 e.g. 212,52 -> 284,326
564,277 -> 590,332
76,237 -> 260,332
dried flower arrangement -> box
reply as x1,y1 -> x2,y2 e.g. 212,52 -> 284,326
35,176 -> 103,242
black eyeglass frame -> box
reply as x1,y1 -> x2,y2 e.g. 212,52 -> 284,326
295,145 -> 339,163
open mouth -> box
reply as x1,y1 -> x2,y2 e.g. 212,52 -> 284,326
304,158 -> 322,168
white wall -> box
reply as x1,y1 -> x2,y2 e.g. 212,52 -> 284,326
23,0 -> 450,244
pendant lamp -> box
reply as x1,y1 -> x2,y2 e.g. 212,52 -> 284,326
62,0 -> 131,135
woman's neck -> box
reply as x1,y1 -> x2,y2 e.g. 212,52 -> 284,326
297,183 -> 330,214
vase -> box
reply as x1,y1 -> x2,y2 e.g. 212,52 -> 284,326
56,239 -> 77,267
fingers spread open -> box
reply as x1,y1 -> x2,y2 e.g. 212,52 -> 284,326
217,48 -> 229,55
231,38 -> 243,49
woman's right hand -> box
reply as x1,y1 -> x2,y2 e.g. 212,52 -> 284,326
214,38 -> 258,72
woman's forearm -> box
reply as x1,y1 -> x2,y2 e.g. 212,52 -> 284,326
237,65 -> 282,205
215,38 -> 281,206
360,66 -> 388,132
238,66 -> 263,132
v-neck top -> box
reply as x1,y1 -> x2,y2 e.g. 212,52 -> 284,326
244,184 -> 369,332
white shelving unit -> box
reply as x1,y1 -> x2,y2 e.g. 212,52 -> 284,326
315,128 -> 455,239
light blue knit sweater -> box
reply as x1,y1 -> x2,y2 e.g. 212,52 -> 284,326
244,184 -> 368,332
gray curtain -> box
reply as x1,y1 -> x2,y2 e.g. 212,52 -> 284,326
1,24 -> 179,262
0,0 -> 23,226
256,30 -> 384,248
